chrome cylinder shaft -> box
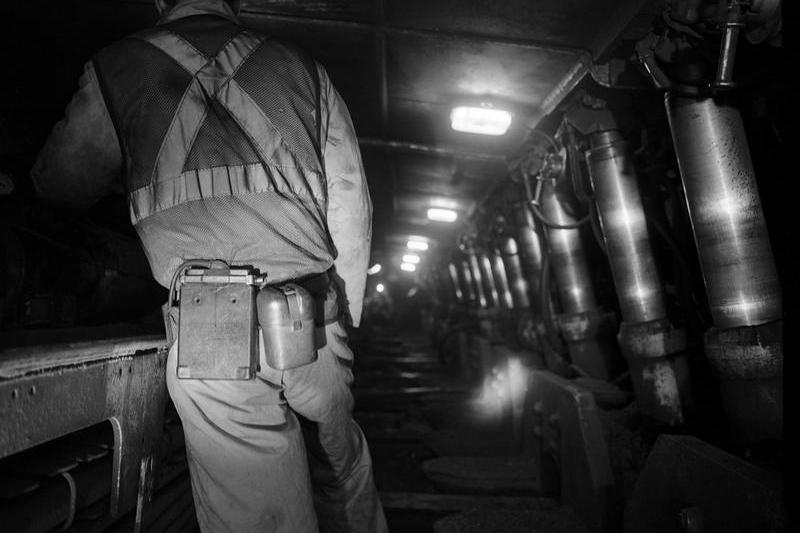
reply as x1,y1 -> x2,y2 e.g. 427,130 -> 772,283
500,236 -> 530,310
665,94 -> 782,328
479,251 -> 500,308
538,180 -> 597,314
490,247 -> 514,310
468,252 -> 488,308
587,130 -> 667,324
511,201 -> 544,307
448,262 -> 464,303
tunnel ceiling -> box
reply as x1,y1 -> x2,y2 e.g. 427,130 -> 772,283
227,0 -> 655,269
6,0 -> 657,275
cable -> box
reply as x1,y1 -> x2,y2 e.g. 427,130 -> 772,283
589,202 -> 608,255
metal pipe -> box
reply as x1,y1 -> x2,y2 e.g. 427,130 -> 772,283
479,251 -> 500,308
538,180 -> 597,314
460,260 -> 477,304
490,246 -> 514,310
665,94 -> 782,328
714,0 -> 745,88
587,130 -> 668,323
499,236 -> 530,310
468,252 -> 488,309
358,137 -> 506,162
511,201 -> 544,309
448,263 -> 464,303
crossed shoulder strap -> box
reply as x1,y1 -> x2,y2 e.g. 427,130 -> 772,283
137,29 -> 282,181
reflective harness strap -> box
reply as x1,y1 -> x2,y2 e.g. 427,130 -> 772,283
138,30 -> 267,181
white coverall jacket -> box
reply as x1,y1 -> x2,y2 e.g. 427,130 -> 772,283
32,1 -> 388,531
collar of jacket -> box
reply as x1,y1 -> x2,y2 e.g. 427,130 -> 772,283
157,0 -> 240,26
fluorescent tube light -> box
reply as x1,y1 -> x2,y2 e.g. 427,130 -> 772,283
427,208 -> 458,222
450,106 -> 512,136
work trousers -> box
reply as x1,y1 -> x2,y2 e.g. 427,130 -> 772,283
166,319 -> 388,533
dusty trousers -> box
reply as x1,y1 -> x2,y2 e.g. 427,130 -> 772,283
166,319 -> 388,533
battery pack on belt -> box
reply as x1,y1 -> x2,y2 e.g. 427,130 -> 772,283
176,267 -> 261,380
172,263 -> 326,380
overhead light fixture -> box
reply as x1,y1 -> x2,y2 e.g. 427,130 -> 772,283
376,283 -> 385,293
427,208 -> 458,223
407,239 -> 429,251
402,254 -> 420,264
367,263 -> 382,275
450,105 -> 512,136
400,263 -> 417,272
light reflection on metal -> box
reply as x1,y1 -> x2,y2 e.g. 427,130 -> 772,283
376,283 -> 385,293
400,262 -> 416,272
665,95 -> 782,328
402,254 -> 420,264
367,263 -> 382,275
538,180 -> 597,313
587,129 -> 667,323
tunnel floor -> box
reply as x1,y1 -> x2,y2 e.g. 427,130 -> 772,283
350,325 -> 589,533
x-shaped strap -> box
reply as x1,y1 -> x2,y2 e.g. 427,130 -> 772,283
140,30 -> 269,180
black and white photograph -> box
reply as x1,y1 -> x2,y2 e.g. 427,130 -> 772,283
0,1 -> 791,532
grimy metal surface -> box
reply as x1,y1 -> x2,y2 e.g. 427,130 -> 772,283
0,336 -> 169,520
623,435 -> 785,533
665,95 -> 782,329
587,130 -> 667,324
538,180 -> 597,314
524,369 -> 615,533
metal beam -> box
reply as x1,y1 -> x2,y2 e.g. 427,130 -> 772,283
238,9 -> 586,56
358,137 -> 506,162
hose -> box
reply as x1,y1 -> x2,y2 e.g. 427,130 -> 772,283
589,202 -> 608,255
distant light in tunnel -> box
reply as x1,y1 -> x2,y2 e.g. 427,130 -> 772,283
400,262 -> 417,272
407,239 -> 429,251
376,283 -> 385,293
402,254 -> 420,264
450,106 -> 512,136
367,263 -> 382,275
427,208 -> 458,223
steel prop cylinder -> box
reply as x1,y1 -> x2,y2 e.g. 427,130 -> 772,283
538,180 -> 597,314
665,94 -> 782,328
490,247 -> 514,310
459,260 -> 477,303
467,252 -> 488,308
587,130 -> 667,324
447,262 -> 464,303
511,201 -> 544,308
499,236 -> 530,310
479,251 -> 500,308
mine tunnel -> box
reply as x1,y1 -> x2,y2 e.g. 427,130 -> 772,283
0,1 -> 791,532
